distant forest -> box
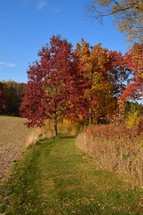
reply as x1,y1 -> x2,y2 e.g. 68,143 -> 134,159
0,81 -> 26,116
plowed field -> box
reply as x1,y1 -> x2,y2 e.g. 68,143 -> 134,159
0,116 -> 32,180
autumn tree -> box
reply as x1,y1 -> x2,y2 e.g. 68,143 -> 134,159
87,0 -> 143,43
120,43 -> 143,102
108,50 -> 133,97
75,39 -> 117,124
21,35 -> 85,136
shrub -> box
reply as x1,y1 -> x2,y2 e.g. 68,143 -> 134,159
58,119 -> 82,136
126,109 -> 141,128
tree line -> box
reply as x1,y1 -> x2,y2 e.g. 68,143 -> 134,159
19,35 -> 143,136
0,81 -> 26,116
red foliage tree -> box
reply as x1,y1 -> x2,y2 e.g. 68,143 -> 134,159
20,35 -> 86,136
108,50 -> 133,99
120,43 -> 143,102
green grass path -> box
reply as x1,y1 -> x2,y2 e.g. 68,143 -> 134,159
0,137 -> 143,214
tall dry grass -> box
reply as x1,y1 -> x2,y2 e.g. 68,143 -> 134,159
76,123 -> 143,187
26,119 -> 55,145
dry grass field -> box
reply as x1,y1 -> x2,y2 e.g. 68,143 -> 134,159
0,116 -> 33,181
76,124 -> 143,187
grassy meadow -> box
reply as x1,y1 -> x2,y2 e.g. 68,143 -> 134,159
1,137 -> 143,214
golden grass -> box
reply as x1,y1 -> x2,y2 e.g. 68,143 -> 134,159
0,116 -> 34,180
76,123 -> 143,187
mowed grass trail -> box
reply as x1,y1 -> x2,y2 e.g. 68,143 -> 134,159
1,137 -> 143,214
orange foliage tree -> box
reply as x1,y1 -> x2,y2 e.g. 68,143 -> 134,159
75,39 -> 117,124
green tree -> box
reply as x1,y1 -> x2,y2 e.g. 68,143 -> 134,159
2,81 -> 26,116
125,101 -> 143,118
0,82 -> 6,114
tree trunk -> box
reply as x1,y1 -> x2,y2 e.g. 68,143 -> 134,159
54,111 -> 58,137
89,107 -> 93,125
89,68 -> 94,125
53,98 -> 58,137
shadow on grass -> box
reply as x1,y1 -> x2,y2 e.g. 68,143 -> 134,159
56,134 -> 76,139
35,135 -> 75,147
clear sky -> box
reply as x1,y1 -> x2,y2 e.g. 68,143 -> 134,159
0,0 -> 127,83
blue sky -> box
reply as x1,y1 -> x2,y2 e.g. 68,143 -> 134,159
0,0 -> 127,83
